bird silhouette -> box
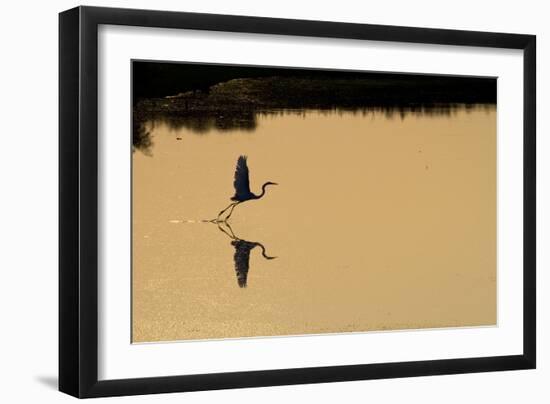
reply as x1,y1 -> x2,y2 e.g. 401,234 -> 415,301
217,155 -> 277,221
216,221 -> 276,288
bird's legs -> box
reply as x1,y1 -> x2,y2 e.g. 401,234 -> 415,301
223,202 -> 241,221
217,202 -> 237,221
223,221 -> 238,239
216,220 -> 237,240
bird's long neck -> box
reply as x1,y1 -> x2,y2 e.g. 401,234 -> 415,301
256,182 -> 271,199
254,242 -> 276,260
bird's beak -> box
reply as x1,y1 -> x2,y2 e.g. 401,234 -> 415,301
272,182 -> 279,186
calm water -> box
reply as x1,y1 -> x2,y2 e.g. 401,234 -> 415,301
132,107 -> 496,343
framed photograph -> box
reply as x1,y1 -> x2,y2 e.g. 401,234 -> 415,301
59,6 -> 536,398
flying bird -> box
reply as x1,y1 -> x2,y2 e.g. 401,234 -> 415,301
217,155 -> 277,221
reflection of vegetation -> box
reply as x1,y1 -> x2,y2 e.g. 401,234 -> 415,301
132,76 -> 496,153
146,109 -> 257,134
132,119 -> 153,155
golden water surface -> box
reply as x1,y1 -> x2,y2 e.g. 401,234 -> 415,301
132,108 -> 496,343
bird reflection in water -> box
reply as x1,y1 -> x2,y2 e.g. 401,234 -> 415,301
216,221 -> 276,288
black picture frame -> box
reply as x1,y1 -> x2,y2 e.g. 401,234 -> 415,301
59,6 -> 536,398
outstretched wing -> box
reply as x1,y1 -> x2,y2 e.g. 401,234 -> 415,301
232,155 -> 251,200
232,240 -> 254,288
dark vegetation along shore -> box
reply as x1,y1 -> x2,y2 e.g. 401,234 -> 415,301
133,62 -> 497,154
